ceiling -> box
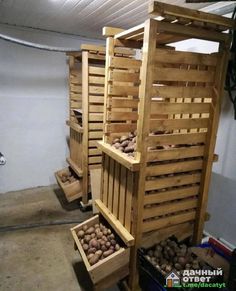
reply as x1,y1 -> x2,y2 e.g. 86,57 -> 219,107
0,0 -> 234,39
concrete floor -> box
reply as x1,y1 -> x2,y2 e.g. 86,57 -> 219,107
0,186 -> 119,291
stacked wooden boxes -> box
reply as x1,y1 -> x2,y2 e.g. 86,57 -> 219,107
94,2 -> 233,290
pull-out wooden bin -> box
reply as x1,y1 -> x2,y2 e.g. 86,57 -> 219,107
71,215 -> 130,289
96,1 -> 233,290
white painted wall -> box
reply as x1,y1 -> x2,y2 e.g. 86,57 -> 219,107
0,24 -> 102,193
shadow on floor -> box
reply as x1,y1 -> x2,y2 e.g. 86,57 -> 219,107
53,187 -> 81,211
72,260 -> 94,291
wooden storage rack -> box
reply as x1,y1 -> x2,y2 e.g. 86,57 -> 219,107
95,2 -> 233,290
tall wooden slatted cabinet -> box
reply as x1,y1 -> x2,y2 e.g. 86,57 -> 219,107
95,2 -> 233,290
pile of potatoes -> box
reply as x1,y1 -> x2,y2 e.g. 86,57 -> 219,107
59,169 -> 77,185
77,222 -> 121,266
145,238 -> 209,276
112,132 -> 137,157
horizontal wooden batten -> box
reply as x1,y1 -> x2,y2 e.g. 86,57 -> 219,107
66,120 -> 83,133
146,159 -> 203,176
144,185 -> 200,205
109,56 -> 141,69
108,112 -> 138,121
89,148 -> 101,156
89,66 -> 105,76
149,118 -> 209,131
108,85 -> 139,96
105,123 -> 137,134
89,96 -> 104,104
88,123 -> 103,130
88,131 -> 103,139
145,172 -> 201,191
89,156 -> 102,164
142,210 -> 196,233
147,132 -> 207,146
109,98 -> 139,108
143,198 -> 198,219
66,157 -> 83,177
150,102 -> 210,115
153,67 -> 215,83
154,49 -> 218,66
89,105 -> 104,113
95,199 -> 134,246
89,86 -> 104,95
89,76 -> 105,85
147,146 -> 205,162
88,114 -> 103,122
110,71 -> 140,83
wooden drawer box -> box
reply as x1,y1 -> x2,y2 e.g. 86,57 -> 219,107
71,215 -> 130,285
55,167 -> 82,202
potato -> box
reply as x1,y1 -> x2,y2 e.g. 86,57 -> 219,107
91,233 -> 96,239
87,253 -> 94,260
89,254 -> 100,266
107,229 -> 111,235
118,146 -> 124,152
101,245 -> 107,252
94,223 -> 100,229
84,235 -> 91,243
109,234 -> 115,240
174,263 -> 182,270
82,225 -> 88,232
86,227 -> 95,235
124,146 -> 134,153
95,250 -> 103,257
88,247 -> 97,254
89,239 -> 98,249
113,142 -> 120,149
110,246 -> 115,251
80,239 -> 84,245
112,138 -> 120,144
165,265 -> 172,273
178,256 -> 187,267
105,242 -> 111,248
154,250 -> 161,258
121,140 -> 129,147
102,235 -> 108,242
82,244 -> 89,251
97,232 -> 103,239
100,240 -> 105,246
110,239 -> 116,246
120,135 -> 128,143
103,229 -> 108,236
115,244 -> 120,251
103,249 -> 114,258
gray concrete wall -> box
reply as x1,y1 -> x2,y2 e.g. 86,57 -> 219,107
0,24 -> 102,193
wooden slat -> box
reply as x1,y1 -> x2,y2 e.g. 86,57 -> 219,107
102,155 -> 110,206
88,113 -> 103,121
147,145 -> 205,162
89,76 -> 105,85
146,159 -> 203,176
143,198 -> 198,219
110,56 -> 141,69
103,26 -> 125,37
149,1 -> 235,29
118,166 -> 127,225
89,96 -> 104,104
147,132 -> 207,146
108,85 -> 139,96
88,148 -> 101,156
89,140 -> 100,147
109,98 -> 139,108
113,162 -> 120,217
95,199 -> 134,246
89,86 -> 104,95
108,112 -> 138,121
154,48 -> 218,66
151,102 -> 210,115
142,210 -> 196,233
89,105 -> 104,113
88,156 -> 102,164
108,159 -> 115,210
110,71 -> 140,83
153,67 -> 215,83
114,23 -> 144,40
145,172 -> 201,191
149,118 -> 209,131
144,185 -> 200,205
89,66 -> 105,76
88,123 -> 103,130
88,131 -> 103,139
105,123 -> 137,134
125,171 -> 133,232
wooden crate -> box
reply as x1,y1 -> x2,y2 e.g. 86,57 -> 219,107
65,44 -> 135,204
71,215 -> 130,288
96,2 -> 233,290
55,167 -> 82,202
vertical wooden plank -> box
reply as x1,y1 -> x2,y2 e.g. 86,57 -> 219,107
103,37 -> 114,143
129,19 -> 158,291
103,154 -> 110,207
82,51 -> 89,204
118,166 -> 127,225
113,161 -> 121,218
125,171 -> 133,232
108,158 -> 115,211
193,42 -> 230,244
